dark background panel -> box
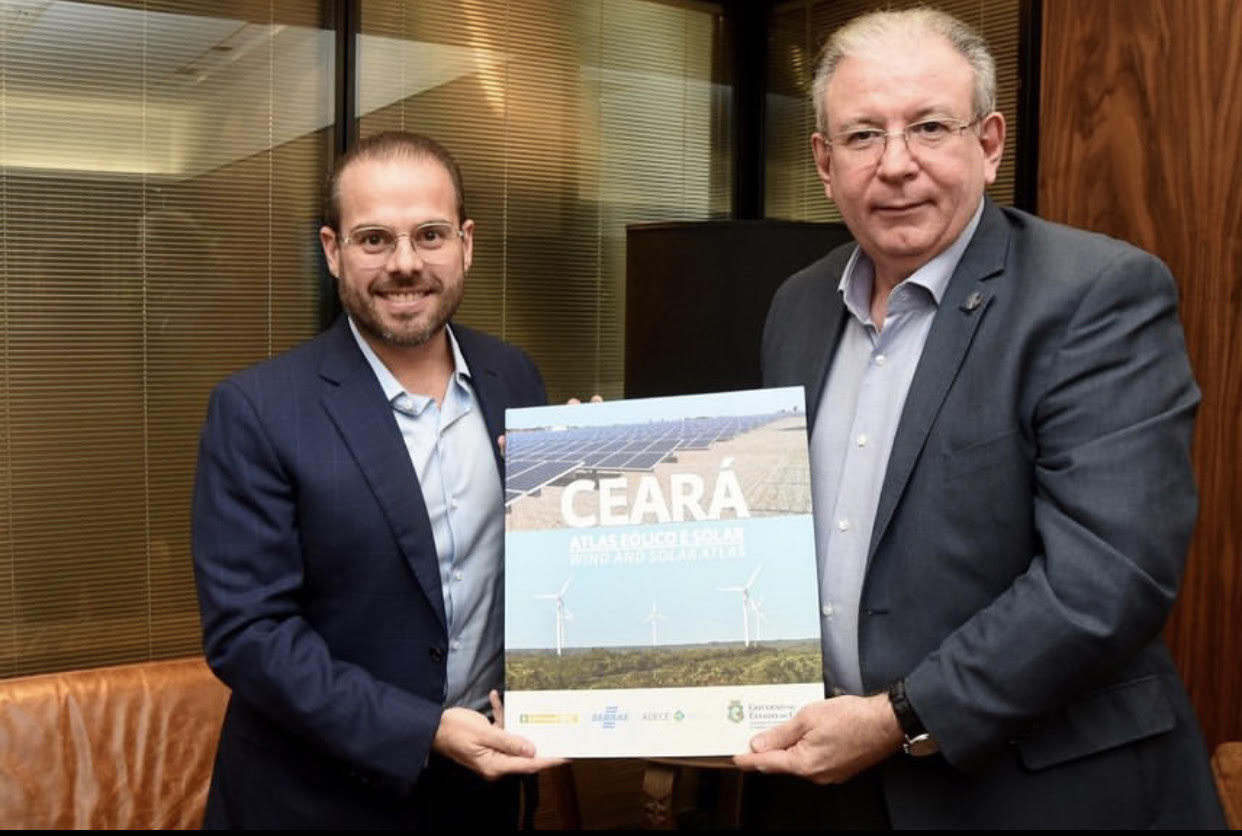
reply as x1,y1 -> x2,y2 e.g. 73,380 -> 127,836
625,220 -> 853,400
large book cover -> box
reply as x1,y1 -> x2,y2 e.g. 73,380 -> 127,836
503,387 -> 823,757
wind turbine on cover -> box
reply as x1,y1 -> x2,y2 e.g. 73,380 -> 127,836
750,597 -> 767,644
535,577 -> 573,656
642,600 -> 667,647
718,565 -> 762,647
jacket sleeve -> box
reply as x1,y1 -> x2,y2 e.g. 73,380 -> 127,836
904,249 -> 1200,769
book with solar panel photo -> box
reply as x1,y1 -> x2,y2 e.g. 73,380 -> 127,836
503,386 -> 823,757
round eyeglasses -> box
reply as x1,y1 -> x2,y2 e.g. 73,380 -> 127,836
341,222 -> 464,266
825,117 -> 980,166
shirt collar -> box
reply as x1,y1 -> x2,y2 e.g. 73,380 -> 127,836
838,197 -> 986,322
347,319 -> 473,412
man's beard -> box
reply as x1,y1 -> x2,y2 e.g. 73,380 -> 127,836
338,271 -> 464,349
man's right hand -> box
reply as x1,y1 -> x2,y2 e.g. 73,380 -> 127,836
431,706 -> 565,780
733,694 -> 903,784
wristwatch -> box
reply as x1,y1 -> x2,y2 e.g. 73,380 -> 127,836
888,678 -> 939,756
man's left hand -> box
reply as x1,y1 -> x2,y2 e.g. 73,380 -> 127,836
733,693 -> 904,784
432,704 -> 566,780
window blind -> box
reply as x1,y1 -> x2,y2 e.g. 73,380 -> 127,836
0,0 -> 332,675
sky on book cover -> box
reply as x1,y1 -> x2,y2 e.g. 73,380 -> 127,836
504,387 -> 821,651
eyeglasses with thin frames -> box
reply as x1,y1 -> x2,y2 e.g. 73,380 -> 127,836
340,222 -> 465,266
824,117 -> 981,166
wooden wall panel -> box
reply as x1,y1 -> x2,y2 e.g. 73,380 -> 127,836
1039,0 -> 1242,749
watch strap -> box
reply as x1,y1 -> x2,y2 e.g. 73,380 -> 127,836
887,678 -> 925,738
888,679 -> 939,756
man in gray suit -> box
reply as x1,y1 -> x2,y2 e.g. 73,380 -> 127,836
734,8 -> 1225,828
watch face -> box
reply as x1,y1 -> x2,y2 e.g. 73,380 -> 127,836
904,733 -> 939,757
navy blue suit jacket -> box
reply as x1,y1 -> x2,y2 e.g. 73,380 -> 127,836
191,316 -> 546,827
762,201 -> 1224,828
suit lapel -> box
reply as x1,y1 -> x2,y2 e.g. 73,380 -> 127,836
805,297 -> 849,430
868,202 -> 1010,559
451,325 -> 507,478
317,319 -> 447,628
784,246 -> 853,430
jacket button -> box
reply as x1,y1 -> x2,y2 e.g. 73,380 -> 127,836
429,646 -> 445,663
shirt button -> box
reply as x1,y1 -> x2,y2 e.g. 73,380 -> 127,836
453,570 -> 463,581
450,499 -> 459,510
450,639 -> 462,651
874,354 -> 887,366
856,434 -> 868,447
822,604 -> 835,617
837,518 -> 850,531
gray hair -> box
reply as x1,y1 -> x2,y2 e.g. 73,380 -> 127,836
811,7 -> 996,134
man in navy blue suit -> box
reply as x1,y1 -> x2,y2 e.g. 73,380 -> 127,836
191,132 -> 559,828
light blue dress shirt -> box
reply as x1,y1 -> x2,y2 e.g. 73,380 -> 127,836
349,319 -> 505,712
810,200 -> 984,695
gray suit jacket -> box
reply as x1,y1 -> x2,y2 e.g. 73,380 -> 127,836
762,200 -> 1224,828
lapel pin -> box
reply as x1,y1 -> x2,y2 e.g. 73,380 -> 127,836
961,291 -> 984,313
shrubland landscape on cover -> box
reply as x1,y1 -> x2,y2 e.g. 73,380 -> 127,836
506,640 -> 822,690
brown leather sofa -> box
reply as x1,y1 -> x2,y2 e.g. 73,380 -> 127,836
1215,742 -> 1242,830
0,656 -> 229,829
